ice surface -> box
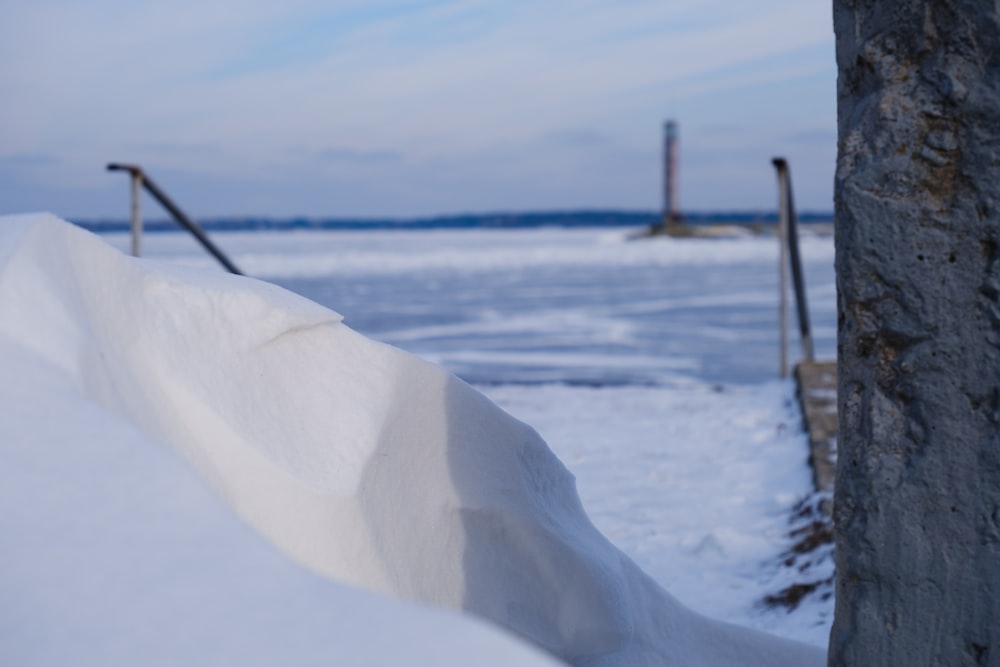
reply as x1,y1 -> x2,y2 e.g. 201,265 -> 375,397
2,215 -> 828,665
102,226 -> 836,387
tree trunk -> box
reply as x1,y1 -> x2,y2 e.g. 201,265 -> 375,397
832,1 -> 1000,665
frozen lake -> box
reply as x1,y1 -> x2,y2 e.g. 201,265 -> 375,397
112,226 -> 836,388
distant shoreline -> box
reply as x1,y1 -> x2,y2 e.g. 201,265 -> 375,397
72,210 -> 834,234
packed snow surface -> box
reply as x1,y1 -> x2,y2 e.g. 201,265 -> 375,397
2,214 -> 832,665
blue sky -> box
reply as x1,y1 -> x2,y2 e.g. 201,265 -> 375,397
0,1 -> 835,219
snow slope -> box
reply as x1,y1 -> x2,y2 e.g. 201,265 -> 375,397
0,215 -> 558,667
0,214 -> 824,666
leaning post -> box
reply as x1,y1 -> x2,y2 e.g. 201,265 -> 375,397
776,160 -> 790,377
108,163 -> 242,275
774,157 -> 814,368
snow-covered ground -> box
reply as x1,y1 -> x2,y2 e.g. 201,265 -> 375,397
2,215 -> 836,664
110,223 -> 838,645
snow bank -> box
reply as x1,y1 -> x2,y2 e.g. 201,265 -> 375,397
0,215 -> 558,667
0,214 -> 824,666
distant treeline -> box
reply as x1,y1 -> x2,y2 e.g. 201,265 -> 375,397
73,210 -> 834,234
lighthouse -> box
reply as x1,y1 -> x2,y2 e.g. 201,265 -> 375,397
663,120 -> 680,231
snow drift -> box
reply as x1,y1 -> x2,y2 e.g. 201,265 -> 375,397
0,214 -> 824,666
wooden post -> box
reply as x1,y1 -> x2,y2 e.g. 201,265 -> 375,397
108,163 -> 242,275
776,161 -> 790,378
129,170 -> 143,257
774,157 -> 814,367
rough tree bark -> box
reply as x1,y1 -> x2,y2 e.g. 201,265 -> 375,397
832,1 -> 1000,665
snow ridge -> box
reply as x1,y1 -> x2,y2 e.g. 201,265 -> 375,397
0,215 -> 824,666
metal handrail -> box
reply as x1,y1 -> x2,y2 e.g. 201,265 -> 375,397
107,163 -> 242,275
773,157 -> 813,377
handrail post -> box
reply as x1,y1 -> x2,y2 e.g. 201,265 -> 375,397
129,169 -> 143,257
107,163 -> 242,275
773,157 -> 815,378
776,160 -> 790,378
